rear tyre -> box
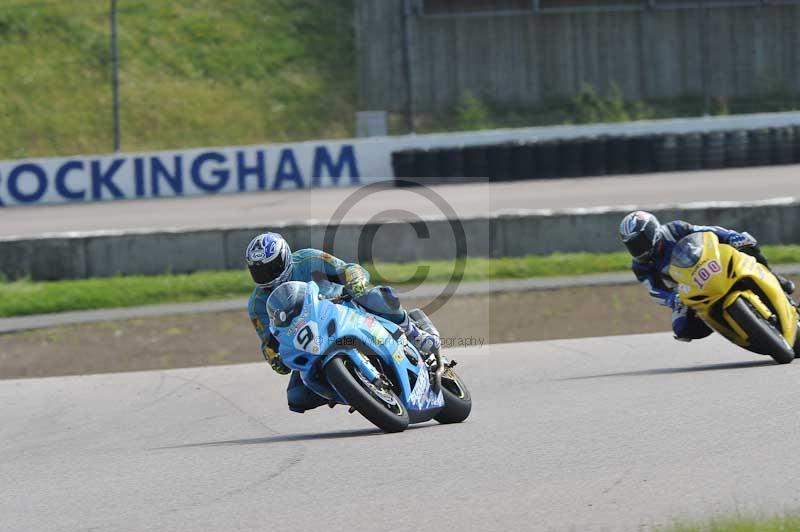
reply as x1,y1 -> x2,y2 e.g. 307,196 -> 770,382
727,298 -> 794,364
434,367 -> 472,424
325,355 -> 409,433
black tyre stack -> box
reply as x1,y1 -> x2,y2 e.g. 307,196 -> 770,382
630,135 -> 656,174
583,136 -> 608,176
607,136 -> 631,175
655,134 -> 678,173
391,125 -> 800,185
510,141 -> 535,180
677,133 -> 703,171
702,131 -> 726,169
536,140 -> 559,179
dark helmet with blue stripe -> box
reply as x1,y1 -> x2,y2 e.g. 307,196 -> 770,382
619,211 -> 662,261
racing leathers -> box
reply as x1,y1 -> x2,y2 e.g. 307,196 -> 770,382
632,221 -> 793,341
248,248 -> 419,412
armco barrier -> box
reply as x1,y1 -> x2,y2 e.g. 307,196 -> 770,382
392,125 -> 800,183
2,199 -> 799,281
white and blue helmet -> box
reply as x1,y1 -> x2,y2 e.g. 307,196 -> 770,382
245,232 -> 293,289
620,211 -> 662,261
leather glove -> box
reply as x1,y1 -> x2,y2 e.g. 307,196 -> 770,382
265,347 -> 291,375
666,292 -> 683,311
263,337 -> 290,375
728,231 -> 758,250
344,265 -> 369,298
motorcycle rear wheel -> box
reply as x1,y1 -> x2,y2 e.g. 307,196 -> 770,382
325,355 -> 409,433
727,298 -> 794,364
434,367 -> 472,424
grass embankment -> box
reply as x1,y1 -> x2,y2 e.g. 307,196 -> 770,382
1,246 -> 799,318
0,0 -> 355,159
667,514 -> 800,531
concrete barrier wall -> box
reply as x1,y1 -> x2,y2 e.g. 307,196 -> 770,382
2,199 -> 798,281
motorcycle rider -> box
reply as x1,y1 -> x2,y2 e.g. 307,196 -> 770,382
619,211 -> 796,342
245,232 -> 441,413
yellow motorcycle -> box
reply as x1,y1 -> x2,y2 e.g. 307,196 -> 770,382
669,232 -> 799,364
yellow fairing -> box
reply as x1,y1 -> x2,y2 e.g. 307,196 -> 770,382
668,232 -> 798,348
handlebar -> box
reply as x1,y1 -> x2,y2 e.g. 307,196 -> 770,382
322,291 -> 353,304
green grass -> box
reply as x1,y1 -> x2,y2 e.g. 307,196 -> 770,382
666,514 -> 800,531
409,90 -> 800,136
367,252 -> 636,284
0,0 -> 355,159
0,270 -> 254,318
1,246 -> 800,318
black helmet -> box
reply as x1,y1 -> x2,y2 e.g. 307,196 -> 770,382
619,211 -> 662,261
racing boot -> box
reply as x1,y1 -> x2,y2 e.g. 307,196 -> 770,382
776,274 -> 799,308
399,311 -> 440,355
287,371 -> 328,413
775,273 -> 795,296
747,247 -> 795,296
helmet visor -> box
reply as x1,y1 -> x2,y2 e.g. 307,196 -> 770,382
624,232 -> 655,260
249,258 -> 288,286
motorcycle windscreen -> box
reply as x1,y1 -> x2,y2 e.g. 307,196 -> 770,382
267,281 -> 308,328
671,233 -> 705,268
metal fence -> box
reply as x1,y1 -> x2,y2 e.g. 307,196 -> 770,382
358,0 -> 800,128
420,0 -> 800,16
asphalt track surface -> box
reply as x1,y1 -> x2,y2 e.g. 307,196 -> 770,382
4,332 -> 800,531
2,165 -> 799,237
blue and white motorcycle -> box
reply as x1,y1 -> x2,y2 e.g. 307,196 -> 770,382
266,281 -> 472,433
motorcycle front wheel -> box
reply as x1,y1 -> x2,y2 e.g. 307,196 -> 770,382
727,298 -> 795,364
325,354 -> 409,433
434,366 -> 472,424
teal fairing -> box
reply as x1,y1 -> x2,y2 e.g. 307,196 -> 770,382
268,281 -> 445,423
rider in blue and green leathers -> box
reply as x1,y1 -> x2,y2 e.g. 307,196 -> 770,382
246,232 -> 440,413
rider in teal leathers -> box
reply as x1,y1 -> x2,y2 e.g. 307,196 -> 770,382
246,232 -> 440,413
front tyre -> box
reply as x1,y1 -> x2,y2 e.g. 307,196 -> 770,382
325,355 -> 409,433
794,321 -> 800,359
434,367 -> 472,424
728,298 -> 794,364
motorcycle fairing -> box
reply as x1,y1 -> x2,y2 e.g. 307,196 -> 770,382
669,232 -> 798,349
272,281 -> 443,414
